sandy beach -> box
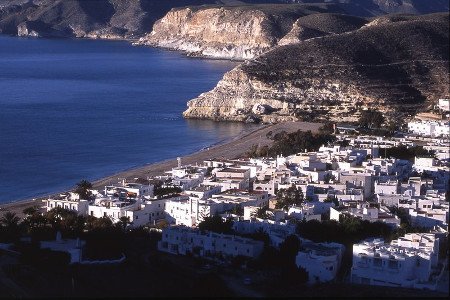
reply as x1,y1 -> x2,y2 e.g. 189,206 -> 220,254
0,121 -> 321,218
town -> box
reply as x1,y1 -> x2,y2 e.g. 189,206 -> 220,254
0,99 -> 449,297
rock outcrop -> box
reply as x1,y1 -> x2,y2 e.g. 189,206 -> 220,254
137,0 -> 449,60
183,13 -> 449,123
0,0 -> 222,39
135,3 -> 348,59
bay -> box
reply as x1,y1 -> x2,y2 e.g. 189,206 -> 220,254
0,35 -> 249,203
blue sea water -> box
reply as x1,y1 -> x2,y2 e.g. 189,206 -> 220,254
0,35 -> 250,203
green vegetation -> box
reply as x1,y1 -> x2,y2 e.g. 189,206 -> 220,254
74,179 -> 93,200
380,145 -> 435,161
198,215 -> 233,234
358,109 -> 385,129
275,184 -> 304,210
247,130 -> 335,158
0,212 -> 21,242
154,186 -> 182,198
252,206 -> 269,219
296,217 -> 394,245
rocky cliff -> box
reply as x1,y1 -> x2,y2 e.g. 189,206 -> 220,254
136,4 -> 355,59
0,0 -> 224,39
138,0 -> 448,59
1,0 -> 447,42
183,13 -> 449,124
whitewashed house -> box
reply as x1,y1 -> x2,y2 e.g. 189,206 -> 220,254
158,226 -> 264,259
296,240 -> 345,284
351,234 -> 440,290
46,193 -> 89,215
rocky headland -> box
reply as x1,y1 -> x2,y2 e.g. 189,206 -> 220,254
0,0 -> 223,39
182,12 -> 449,123
135,3 -> 351,60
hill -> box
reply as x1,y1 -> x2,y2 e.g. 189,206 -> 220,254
182,13 -> 449,123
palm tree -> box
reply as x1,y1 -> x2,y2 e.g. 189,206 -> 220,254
75,179 -> 93,200
23,206 -> 38,217
0,212 -> 20,228
252,206 -> 269,219
116,216 -> 132,231
0,212 -> 21,242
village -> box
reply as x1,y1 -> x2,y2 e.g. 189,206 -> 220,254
0,99 -> 449,296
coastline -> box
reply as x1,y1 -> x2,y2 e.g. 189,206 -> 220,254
0,121 -> 322,218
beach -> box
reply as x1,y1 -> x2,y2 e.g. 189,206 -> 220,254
0,121 -> 321,218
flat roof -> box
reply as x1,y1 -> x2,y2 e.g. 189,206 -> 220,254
217,168 -> 248,173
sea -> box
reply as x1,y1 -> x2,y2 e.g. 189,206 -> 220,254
0,35 -> 251,204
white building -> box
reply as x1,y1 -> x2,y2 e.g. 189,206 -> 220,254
330,203 -> 400,228
232,220 -> 296,248
351,234 -> 440,290
437,98 -> 450,112
46,193 -> 89,216
158,226 -> 264,259
40,232 -> 86,264
296,240 -> 345,284
104,182 -> 154,198
374,180 -> 399,195
287,204 -> 321,222
408,120 -> 450,137
164,196 -> 222,227
184,185 -> 222,200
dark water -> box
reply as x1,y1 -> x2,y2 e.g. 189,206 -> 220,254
0,35 -> 250,203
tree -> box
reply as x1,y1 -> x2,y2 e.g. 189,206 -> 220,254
252,206 -> 269,219
0,212 -> 21,242
278,235 -> 308,284
116,216 -> 132,231
279,234 -> 301,265
323,173 -> 336,184
23,206 -> 39,216
0,212 -> 20,228
358,109 -> 385,129
198,215 -> 233,234
231,205 -> 244,216
75,179 -> 93,200
154,186 -> 182,198
275,185 -> 304,210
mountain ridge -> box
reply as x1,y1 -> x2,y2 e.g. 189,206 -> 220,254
182,12 -> 449,124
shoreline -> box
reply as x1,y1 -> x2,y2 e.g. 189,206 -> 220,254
0,121 -> 322,218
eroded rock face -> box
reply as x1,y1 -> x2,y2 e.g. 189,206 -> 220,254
135,4 -> 350,60
183,13 -> 449,123
0,0 -> 221,39
136,7 -> 283,60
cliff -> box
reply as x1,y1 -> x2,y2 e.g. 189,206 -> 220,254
183,13 -> 449,124
0,0 -> 222,39
136,4 -> 353,59
2,0 -> 445,42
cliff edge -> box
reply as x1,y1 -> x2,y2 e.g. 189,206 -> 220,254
182,13 -> 449,124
